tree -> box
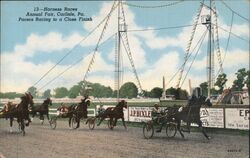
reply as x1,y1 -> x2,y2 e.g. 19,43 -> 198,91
88,83 -> 113,98
27,86 -> 37,98
232,68 -> 248,91
43,89 -> 51,98
0,92 -> 22,99
68,85 -> 81,98
166,87 -> 188,100
176,88 -> 188,100
199,82 -> 208,97
54,87 -> 68,98
119,82 -> 138,99
166,87 -> 177,96
149,87 -> 163,98
214,73 -> 227,94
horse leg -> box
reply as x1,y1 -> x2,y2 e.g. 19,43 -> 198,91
197,120 -> 210,140
109,117 -> 114,129
40,114 -> 44,124
46,112 -> 50,123
69,116 -> 72,127
25,113 -> 31,126
31,112 -> 35,122
177,120 -> 185,139
76,116 -> 80,129
9,117 -> 13,133
121,117 -> 127,130
97,117 -> 105,126
21,119 -> 25,136
186,122 -> 191,133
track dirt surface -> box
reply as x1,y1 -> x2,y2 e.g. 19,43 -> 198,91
0,119 -> 249,158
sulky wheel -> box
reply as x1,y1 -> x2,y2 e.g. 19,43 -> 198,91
49,117 -> 57,130
71,116 -> 78,129
88,117 -> 95,130
166,122 -> 177,138
143,121 -> 154,139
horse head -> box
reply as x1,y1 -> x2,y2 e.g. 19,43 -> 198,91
119,100 -> 127,109
26,92 -> 34,107
197,95 -> 212,107
47,98 -> 52,106
85,99 -> 91,106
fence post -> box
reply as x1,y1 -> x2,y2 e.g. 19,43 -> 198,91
223,106 -> 226,129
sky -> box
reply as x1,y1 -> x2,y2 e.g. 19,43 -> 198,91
1,0 -> 249,94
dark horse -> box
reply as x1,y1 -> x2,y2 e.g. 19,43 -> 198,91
96,100 -> 127,130
0,93 -> 34,135
56,97 -> 90,128
69,97 -> 90,129
169,95 -> 212,140
30,98 -> 52,124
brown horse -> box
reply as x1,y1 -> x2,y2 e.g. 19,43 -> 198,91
97,100 -> 127,130
0,93 -> 34,135
69,97 -> 90,129
30,98 -> 52,124
56,97 -> 90,128
168,95 -> 212,140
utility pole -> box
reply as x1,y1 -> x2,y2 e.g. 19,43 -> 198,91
115,0 -> 126,102
208,0 -> 212,98
202,0 -> 212,98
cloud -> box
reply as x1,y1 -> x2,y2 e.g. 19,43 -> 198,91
1,1 -> 249,94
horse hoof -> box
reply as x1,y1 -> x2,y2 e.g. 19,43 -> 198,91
207,136 -> 211,140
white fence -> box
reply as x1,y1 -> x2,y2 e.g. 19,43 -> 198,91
0,105 -> 249,130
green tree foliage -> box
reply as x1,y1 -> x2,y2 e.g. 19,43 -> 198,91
68,85 -> 81,98
0,92 -> 23,99
232,68 -> 248,91
141,90 -> 150,98
88,83 -> 113,98
43,89 -> 51,98
214,73 -> 228,94
54,87 -> 69,98
150,87 -> 163,98
166,87 -> 176,96
199,82 -> 208,97
119,82 -> 138,99
176,88 -> 188,100
27,86 -> 37,98
166,87 -> 188,100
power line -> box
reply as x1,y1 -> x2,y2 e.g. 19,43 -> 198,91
220,0 -> 250,22
212,23 -> 249,43
180,29 -> 208,87
127,24 -> 201,32
167,28 -> 208,86
123,0 -> 184,9
81,1 -> 118,92
215,12 -> 234,78
37,33 -> 116,91
176,1 -> 204,88
32,2 -> 119,88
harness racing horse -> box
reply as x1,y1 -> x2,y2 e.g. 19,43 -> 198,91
0,93 -> 34,136
55,97 -> 90,129
96,100 -> 127,130
170,95 -> 212,140
30,98 -> 52,124
69,97 -> 90,129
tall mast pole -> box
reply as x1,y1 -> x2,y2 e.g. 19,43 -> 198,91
207,0 -> 212,98
116,0 -> 121,101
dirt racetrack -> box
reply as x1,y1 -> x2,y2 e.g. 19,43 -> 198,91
0,119 -> 249,158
